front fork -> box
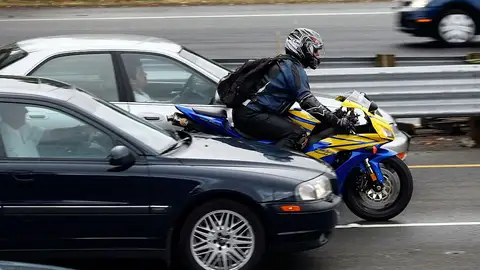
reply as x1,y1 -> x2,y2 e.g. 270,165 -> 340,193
359,158 -> 385,192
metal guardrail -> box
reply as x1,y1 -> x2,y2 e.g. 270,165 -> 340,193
302,65 -> 480,118
208,56 -> 480,118
212,55 -> 478,69
143,56 -> 480,119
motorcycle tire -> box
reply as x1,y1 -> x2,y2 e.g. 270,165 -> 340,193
342,156 -> 414,221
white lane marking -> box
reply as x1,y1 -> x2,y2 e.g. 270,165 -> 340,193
336,221 -> 480,229
0,11 -> 393,22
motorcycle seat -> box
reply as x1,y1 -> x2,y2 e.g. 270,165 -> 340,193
192,107 -> 227,118
233,128 -> 259,140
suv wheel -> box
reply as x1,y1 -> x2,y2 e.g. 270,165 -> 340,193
436,9 -> 476,45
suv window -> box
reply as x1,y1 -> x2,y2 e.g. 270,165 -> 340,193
120,53 -> 217,105
30,54 -> 120,102
0,102 -> 115,159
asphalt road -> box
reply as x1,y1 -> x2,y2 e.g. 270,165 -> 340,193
0,3 -> 479,59
11,148 -> 480,270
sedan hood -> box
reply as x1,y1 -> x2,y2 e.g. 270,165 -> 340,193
171,134 -> 334,182
0,261 -> 75,270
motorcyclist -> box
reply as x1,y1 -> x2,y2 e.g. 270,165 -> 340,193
232,27 -> 356,151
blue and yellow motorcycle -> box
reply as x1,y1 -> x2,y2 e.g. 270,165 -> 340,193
167,90 -> 413,221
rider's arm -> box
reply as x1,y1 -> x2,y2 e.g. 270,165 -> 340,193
287,63 -> 341,126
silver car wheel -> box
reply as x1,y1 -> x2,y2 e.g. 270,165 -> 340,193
438,12 -> 476,44
190,209 -> 255,270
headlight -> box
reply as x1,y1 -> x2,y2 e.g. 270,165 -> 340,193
411,0 -> 430,8
295,175 -> 333,201
390,123 -> 402,135
382,127 -> 394,138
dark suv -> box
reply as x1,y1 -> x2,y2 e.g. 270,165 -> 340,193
395,0 -> 479,45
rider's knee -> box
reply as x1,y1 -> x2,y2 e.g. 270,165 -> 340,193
291,126 -> 306,136
289,128 -> 309,150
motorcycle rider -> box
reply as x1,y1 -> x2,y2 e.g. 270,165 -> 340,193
232,27 -> 356,151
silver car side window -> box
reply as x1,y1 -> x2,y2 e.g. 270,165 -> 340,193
120,53 -> 217,105
31,54 -> 120,102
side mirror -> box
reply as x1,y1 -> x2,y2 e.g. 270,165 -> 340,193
107,145 -> 136,168
368,101 -> 378,113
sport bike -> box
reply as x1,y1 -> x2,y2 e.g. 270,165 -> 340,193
166,90 -> 413,221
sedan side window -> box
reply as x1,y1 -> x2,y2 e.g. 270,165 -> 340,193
0,102 -> 115,159
121,53 -> 217,105
30,54 -> 120,102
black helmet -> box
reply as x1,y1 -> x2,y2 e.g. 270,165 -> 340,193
284,28 -> 325,69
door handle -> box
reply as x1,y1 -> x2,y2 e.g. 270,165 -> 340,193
28,114 -> 47,119
144,116 -> 160,121
12,171 -> 35,182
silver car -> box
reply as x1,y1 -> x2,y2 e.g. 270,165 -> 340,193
0,34 -> 410,159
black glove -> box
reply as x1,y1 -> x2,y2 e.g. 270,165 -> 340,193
300,94 -> 356,134
337,117 -> 356,134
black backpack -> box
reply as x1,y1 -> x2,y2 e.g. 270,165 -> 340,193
217,54 -> 291,108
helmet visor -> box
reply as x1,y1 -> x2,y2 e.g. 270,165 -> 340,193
312,42 -> 325,59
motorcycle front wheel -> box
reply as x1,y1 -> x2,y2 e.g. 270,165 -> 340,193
343,156 -> 414,221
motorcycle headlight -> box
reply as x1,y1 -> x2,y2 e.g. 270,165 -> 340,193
382,127 -> 394,138
295,175 -> 333,201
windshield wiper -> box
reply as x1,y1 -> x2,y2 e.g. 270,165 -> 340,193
177,130 -> 192,142
160,141 -> 182,155
160,131 -> 192,154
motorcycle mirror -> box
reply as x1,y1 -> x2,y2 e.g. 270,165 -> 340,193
368,101 -> 378,113
336,95 -> 346,102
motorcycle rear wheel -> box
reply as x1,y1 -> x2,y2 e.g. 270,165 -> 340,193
343,156 -> 413,221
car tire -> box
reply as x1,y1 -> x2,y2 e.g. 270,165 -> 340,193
436,9 -> 477,45
177,199 -> 266,270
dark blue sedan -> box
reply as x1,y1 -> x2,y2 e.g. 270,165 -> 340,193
0,75 -> 341,270
395,0 -> 479,44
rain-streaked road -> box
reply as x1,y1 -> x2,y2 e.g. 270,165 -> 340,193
0,2 -> 479,59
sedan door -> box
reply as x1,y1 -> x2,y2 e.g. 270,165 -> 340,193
0,100 -> 161,251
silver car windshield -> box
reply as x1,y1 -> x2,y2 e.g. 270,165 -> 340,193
179,48 -> 230,79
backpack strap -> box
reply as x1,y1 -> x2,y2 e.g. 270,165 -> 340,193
242,80 -> 271,106
241,54 -> 292,107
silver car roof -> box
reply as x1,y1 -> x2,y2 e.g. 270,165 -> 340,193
15,34 -> 183,54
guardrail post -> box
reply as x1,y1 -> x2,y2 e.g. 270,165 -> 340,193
466,53 -> 480,146
468,116 -> 480,147
375,54 -> 396,67
466,53 -> 480,64
397,122 -> 416,135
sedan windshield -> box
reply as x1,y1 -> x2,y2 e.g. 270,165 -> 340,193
66,89 -> 178,154
179,47 -> 230,79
